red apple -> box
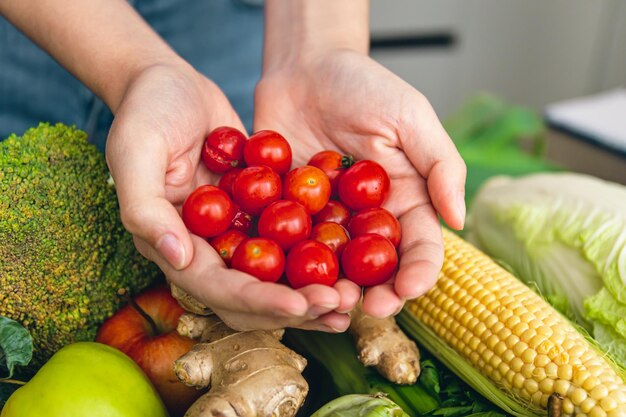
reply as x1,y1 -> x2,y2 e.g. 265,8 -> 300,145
96,286 -> 202,417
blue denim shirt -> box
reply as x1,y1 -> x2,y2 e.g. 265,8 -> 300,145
0,0 -> 264,151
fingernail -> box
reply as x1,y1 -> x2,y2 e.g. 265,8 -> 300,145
314,324 -> 344,333
457,191 -> 466,229
307,304 -> 338,319
156,233 -> 186,270
392,303 -> 405,316
335,306 -> 355,314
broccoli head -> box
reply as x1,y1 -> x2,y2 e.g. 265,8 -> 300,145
0,123 -> 162,369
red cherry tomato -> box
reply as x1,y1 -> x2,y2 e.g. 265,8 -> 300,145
347,207 -> 401,247
182,185 -> 236,238
308,150 -> 354,196
258,200 -> 312,251
231,208 -> 254,233
210,230 -> 247,266
338,160 -> 391,211
201,126 -> 247,174
311,222 -> 350,258
286,240 -> 339,289
341,234 -> 398,287
218,168 -> 243,197
312,200 -> 352,228
243,130 -> 292,175
283,166 -> 331,214
232,165 -> 282,215
231,238 -> 285,282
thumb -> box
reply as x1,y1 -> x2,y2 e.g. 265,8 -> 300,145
106,126 -> 193,270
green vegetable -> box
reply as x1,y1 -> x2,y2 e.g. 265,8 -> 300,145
1,342 -> 168,417
0,123 -> 161,370
0,318 -> 33,409
467,172 -> 626,365
311,394 -> 410,417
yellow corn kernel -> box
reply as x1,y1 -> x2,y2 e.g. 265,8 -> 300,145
513,341 -> 529,357
591,385 -> 610,401
546,363 -> 559,379
559,364 -> 574,381
571,388 -> 588,406
601,396 -> 618,412
589,407 -> 607,417
540,378 -> 555,394
581,398 -> 598,414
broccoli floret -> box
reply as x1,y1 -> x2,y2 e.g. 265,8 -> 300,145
0,123 -> 162,370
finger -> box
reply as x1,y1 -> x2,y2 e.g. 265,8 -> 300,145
296,285 -> 342,319
209,308 -> 350,333
362,282 -> 403,318
398,95 -> 467,230
333,279 -> 362,314
136,234 -> 310,317
426,158 -> 467,230
296,312 -> 351,333
394,202 -> 443,300
106,124 -> 193,270
208,308 -> 304,331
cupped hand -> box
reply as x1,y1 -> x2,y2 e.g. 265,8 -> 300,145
106,62 -> 360,332
254,50 -> 467,318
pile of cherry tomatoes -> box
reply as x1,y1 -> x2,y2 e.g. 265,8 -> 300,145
182,127 -> 400,289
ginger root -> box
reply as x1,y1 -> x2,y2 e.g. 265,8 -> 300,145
171,287 -> 308,417
350,305 -> 421,384
170,283 -> 213,316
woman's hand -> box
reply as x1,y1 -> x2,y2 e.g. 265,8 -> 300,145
254,50 -> 467,318
106,62 -> 359,332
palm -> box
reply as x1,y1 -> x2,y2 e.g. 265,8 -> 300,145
108,66 -> 244,208
255,51 -> 465,316
256,52 -> 431,217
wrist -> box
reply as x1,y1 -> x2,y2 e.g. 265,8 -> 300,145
262,0 -> 369,74
104,55 -> 192,114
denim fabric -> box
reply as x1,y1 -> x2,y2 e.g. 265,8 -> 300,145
0,0 -> 264,151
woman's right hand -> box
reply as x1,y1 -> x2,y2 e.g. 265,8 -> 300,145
106,62 -> 360,332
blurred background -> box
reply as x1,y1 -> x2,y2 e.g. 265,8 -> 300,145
368,0 -> 626,184
369,0 -> 625,117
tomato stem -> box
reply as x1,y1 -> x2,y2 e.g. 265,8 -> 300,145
118,288 -> 159,336
341,155 -> 355,169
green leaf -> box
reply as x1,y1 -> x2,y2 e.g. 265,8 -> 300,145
418,360 -> 440,398
429,405 -> 474,416
0,317 -> 33,379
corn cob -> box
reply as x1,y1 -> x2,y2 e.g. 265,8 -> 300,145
399,229 -> 626,417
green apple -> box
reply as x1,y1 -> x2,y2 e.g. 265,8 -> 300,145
1,342 -> 168,417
